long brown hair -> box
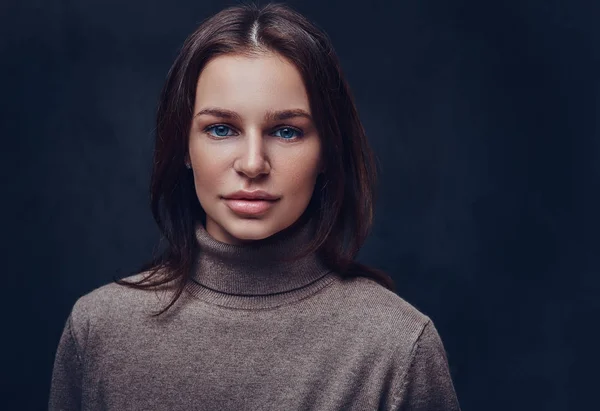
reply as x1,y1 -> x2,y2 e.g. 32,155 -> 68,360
115,1 -> 396,315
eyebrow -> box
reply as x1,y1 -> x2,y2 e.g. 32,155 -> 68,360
193,107 -> 313,122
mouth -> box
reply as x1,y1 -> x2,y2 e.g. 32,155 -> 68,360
223,198 -> 279,216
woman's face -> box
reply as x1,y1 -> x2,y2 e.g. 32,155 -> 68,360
187,52 -> 323,245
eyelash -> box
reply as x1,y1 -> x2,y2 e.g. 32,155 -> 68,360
202,124 -> 305,141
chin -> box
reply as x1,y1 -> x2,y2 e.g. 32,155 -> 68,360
205,202 -> 305,244
219,218 -> 284,243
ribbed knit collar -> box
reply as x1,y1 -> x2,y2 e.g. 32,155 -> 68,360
185,215 -> 336,310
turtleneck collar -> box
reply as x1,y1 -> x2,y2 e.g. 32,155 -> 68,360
185,215 -> 336,310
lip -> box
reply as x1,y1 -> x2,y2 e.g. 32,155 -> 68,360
222,190 -> 280,201
224,198 -> 279,216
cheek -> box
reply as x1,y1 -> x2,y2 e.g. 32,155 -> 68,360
279,158 -> 321,193
193,165 -> 226,194
189,156 -> 226,196
275,141 -> 321,190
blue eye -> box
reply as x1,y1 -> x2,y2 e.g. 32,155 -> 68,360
273,127 -> 303,140
205,125 -> 235,138
203,124 -> 304,141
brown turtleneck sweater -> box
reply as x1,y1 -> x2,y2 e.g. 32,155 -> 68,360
48,217 -> 461,410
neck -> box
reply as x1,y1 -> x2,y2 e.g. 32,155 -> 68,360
186,215 -> 334,309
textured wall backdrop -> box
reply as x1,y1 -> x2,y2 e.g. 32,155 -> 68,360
2,0 -> 599,410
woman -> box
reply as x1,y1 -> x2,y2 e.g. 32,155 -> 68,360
49,2 -> 461,410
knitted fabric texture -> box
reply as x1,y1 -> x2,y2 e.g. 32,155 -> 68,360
49,216 -> 461,410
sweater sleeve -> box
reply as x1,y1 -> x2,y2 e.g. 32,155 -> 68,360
390,319 -> 461,411
48,312 -> 83,411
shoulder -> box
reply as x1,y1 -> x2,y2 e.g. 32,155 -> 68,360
328,274 -> 458,405
327,274 -> 433,354
72,271 -> 166,316
332,274 -> 431,328
67,270 -> 176,350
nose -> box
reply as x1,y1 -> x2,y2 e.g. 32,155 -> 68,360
233,130 -> 271,178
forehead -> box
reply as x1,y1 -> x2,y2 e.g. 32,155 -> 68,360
194,53 -> 310,112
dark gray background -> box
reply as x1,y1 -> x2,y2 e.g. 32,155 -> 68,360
2,0 -> 599,410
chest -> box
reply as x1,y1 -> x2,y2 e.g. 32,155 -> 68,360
80,315 -> 398,410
